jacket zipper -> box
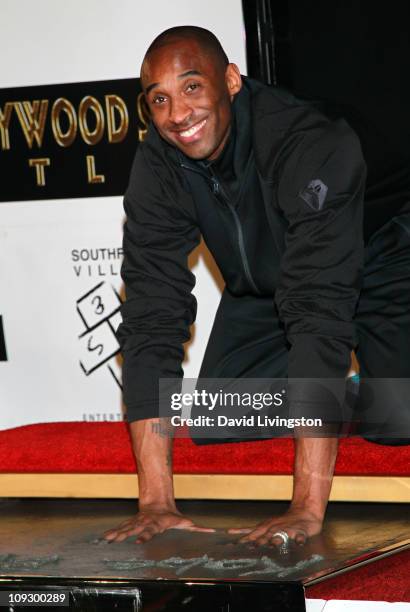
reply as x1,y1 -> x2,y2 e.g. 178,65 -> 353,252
180,161 -> 260,295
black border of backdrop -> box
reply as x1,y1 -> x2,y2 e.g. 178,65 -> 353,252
242,0 -> 410,162
242,0 -> 276,85
0,316 -> 8,361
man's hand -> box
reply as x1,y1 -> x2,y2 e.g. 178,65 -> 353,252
228,507 -> 322,547
104,506 -> 215,544
102,418 -> 214,544
230,436 -> 338,548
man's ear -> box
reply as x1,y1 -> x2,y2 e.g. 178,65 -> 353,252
225,63 -> 242,99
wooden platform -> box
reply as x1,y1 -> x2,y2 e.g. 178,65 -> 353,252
1,473 -> 409,502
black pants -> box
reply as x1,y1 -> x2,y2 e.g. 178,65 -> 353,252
196,213 -> 410,445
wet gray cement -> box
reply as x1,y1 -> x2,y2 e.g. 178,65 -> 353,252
0,499 -> 408,583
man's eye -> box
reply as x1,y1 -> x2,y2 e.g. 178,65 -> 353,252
152,96 -> 166,105
186,83 -> 200,92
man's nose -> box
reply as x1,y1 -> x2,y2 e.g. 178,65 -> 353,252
168,97 -> 192,125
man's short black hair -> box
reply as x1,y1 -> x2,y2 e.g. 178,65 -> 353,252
145,26 -> 229,68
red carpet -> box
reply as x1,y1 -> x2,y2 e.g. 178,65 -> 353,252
0,421 -> 409,474
306,549 -> 410,602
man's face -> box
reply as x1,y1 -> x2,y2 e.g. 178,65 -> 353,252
141,39 -> 241,160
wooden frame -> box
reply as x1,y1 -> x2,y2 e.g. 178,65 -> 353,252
1,474 -> 409,502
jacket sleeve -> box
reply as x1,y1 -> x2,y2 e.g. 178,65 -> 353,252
117,146 -> 200,421
274,119 -> 366,420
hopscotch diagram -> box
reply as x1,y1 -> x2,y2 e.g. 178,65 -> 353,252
77,282 -> 122,389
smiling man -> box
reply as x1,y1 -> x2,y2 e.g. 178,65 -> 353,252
104,25 -> 368,547
141,39 -> 236,161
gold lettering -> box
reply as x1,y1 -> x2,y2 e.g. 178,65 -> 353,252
137,92 -> 150,142
51,98 -> 77,147
0,102 -> 14,150
14,100 -> 49,148
86,155 -> 105,183
79,96 -> 105,145
29,158 -> 50,186
105,94 -> 129,143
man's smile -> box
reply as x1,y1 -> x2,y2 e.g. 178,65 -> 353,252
173,118 -> 207,143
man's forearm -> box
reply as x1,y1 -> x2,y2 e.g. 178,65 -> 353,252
129,418 -> 176,510
227,433 -> 338,544
104,417 -> 215,542
291,435 -> 339,520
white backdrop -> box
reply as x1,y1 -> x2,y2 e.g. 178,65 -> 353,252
0,0 -> 247,429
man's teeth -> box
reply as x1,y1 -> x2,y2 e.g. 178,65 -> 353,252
180,119 -> 206,138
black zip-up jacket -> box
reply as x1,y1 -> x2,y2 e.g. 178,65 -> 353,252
118,77 -> 366,421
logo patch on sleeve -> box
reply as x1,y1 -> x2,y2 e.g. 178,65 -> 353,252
299,179 -> 328,211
